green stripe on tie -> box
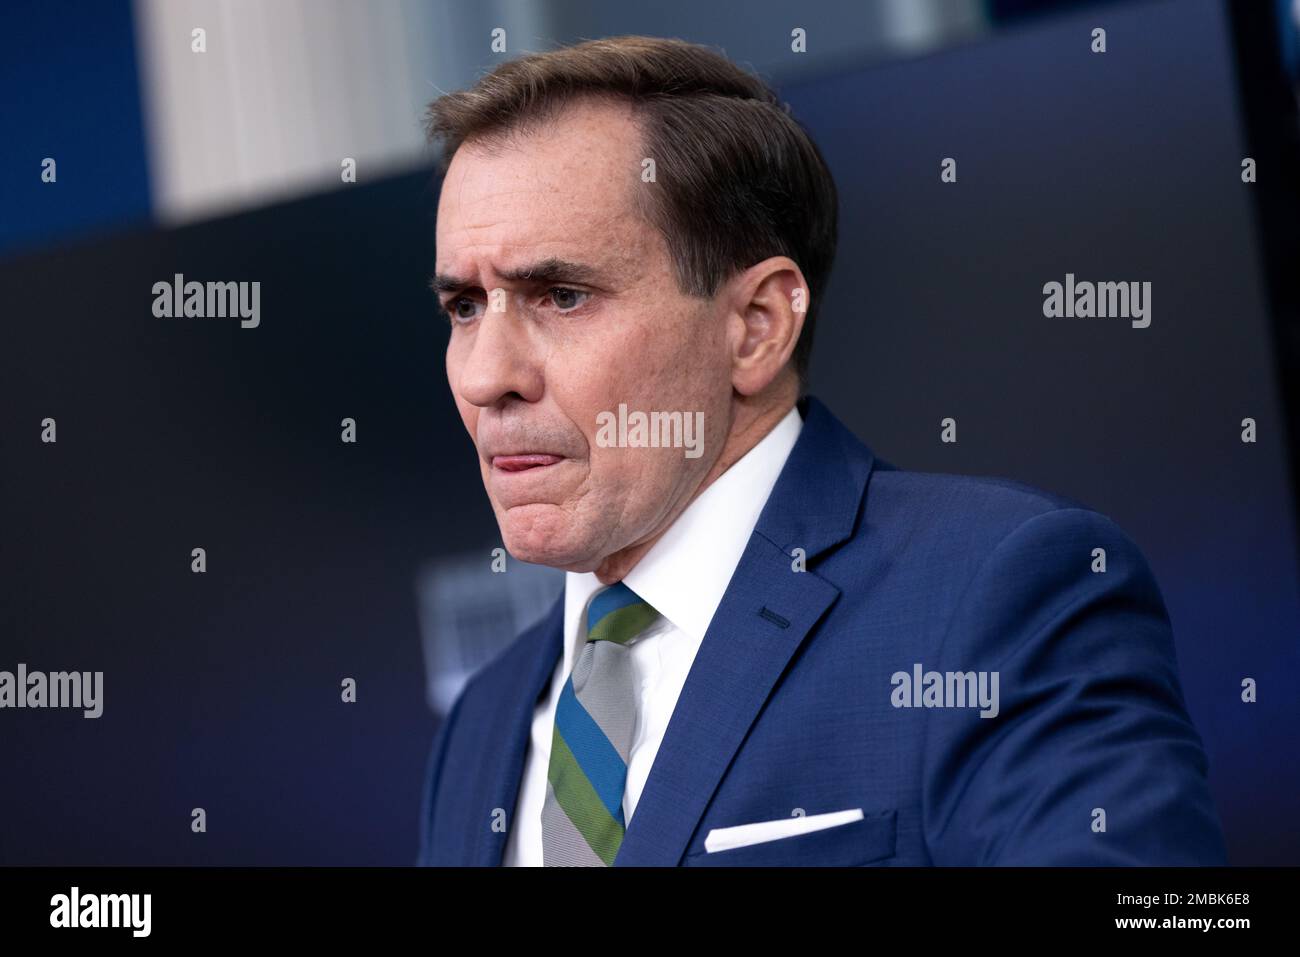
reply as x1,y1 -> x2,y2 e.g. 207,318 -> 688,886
549,729 -> 624,865
586,601 -> 659,644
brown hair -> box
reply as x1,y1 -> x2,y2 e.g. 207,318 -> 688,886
424,35 -> 838,390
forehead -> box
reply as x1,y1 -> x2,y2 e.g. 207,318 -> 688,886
436,98 -> 648,268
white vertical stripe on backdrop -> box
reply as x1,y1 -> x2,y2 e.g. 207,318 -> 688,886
132,0 -> 558,223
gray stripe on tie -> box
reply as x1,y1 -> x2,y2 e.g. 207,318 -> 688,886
571,639 -> 638,764
541,779 -> 607,866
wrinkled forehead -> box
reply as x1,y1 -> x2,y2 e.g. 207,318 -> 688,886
435,99 -> 649,267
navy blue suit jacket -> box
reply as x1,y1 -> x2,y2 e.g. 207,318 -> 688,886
418,395 -> 1227,865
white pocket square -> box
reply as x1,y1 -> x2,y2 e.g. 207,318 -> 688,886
704,808 -> 864,853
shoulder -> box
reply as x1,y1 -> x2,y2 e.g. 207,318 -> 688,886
864,465 -> 1130,561
856,467 -> 1170,660
822,463 -> 1168,648
799,396 -> 1118,559
872,463 -> 1084,521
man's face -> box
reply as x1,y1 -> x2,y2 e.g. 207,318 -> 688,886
437,97 -> 733,571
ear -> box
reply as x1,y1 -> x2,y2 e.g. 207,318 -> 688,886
725,256 -> 808,396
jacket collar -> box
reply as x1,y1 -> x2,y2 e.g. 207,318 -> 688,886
752,394 -> 877,560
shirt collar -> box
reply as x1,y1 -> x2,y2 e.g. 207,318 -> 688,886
562,404 -> 804,676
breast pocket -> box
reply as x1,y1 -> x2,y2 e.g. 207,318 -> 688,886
683,809 -> 897,867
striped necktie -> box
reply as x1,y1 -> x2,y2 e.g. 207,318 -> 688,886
541,581 -> 659,866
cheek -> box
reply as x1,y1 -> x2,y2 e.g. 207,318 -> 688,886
652,311 -> 727,398
584,446 -> 658,515
621,317 -> 694,383
544,343 -> 622,434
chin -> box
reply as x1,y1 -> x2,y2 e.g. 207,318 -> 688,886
497,504 -> 600,571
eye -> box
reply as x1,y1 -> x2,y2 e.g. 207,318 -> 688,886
443,296 -> 483,324
547,287 -> 590,312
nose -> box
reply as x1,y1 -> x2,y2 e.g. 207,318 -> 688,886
452,304 -> 545,409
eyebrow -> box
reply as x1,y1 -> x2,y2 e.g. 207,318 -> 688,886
430,257 -> 606,295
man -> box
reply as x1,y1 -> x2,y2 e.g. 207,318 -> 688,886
416,36 -> 1226,866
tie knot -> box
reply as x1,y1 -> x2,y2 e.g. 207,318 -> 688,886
586,582 -> 658,645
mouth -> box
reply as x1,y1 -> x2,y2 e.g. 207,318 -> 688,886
490,453 -> 565,473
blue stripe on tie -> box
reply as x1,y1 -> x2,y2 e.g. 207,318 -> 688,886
586,581 -> 642,634
555,677 -> 627,823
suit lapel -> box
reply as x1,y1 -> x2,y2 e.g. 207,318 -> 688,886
472,594 -> 565,866
613,395 -> 878,866
612,536 -> 841,865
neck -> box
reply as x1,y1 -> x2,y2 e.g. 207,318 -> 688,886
591,390 -> 797,584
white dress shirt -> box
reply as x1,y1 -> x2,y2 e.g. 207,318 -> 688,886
503,404 -> 804,865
